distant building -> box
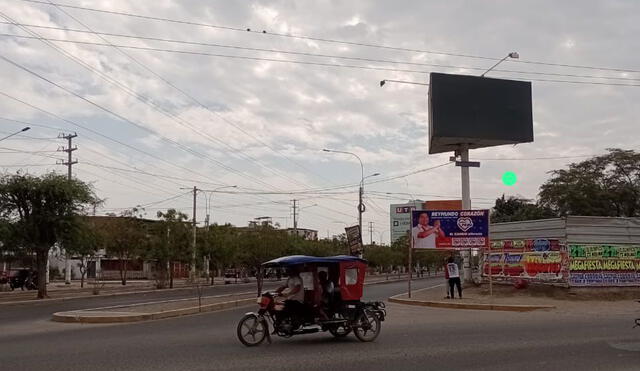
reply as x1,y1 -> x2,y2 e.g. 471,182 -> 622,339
285,228 -> 318,241
389,201 -> 425,244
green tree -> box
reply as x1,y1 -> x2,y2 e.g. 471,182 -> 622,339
149,209 -> 191,289
200,223 -> 241,284
539,148 -> 640,217
0,173 -> 97,298
0,220 -> 23,272
102,208 -> 147,286
61,217 -> 101,288
490,195 -> 556,223
236,225 -> 288,295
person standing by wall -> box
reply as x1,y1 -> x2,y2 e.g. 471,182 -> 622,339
444,257 -> 450,299
447,257 -> 462,299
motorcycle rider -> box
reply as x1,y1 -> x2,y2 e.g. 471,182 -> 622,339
276,267 -> 305,316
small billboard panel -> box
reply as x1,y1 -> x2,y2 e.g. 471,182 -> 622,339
345,225 -> 363,255
411,210 -> 489,249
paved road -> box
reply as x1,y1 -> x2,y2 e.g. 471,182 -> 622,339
2,278 -> 639,371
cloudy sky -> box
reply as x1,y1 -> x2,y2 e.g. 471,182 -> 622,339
0,0 -> 638,244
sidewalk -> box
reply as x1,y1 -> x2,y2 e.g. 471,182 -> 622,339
390,283 -> 640,313
390,284 -> 557,312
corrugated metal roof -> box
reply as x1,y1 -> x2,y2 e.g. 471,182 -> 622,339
490,216 -> 640,245
490,218 -> 567,240
565,216 -> 640,245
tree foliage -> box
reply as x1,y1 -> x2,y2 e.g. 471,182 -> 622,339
148,209 -> 191,288
0,172 -> 98,298
491,195 -> 556,223
102,208 -> 148,286
539,149 -> 640,217
61,217 -> 101,288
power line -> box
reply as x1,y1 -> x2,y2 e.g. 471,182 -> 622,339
0,17 -> 297,192
0,111 -> 360,223
3,22 -> 639,83
0,91 -> 231,188
18,0 -> 640,75
0,21 -> 373,190
4,33 -> 640,87
1,12 -> 343,194
0,15 -> 351,199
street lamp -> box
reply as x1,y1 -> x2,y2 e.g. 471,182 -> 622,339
480,52 -> 519,77
322,148 -> 380,254
0,127 -> 30,142
204,185 -> 238,228
380,79 -> 429,87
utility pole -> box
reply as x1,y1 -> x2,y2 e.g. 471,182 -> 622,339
180,186 -> 200,280
59,133 -> 78,181
292,199 -> 298,236
369,221 -> 374,245
191,186 -> 197,280
59,133 -> 77,285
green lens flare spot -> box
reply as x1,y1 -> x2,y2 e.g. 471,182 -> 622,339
502,171 -> 517,186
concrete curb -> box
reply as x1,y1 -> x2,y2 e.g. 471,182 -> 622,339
3,275 -> 430,306
388,287 -> 556,312
0,281 -> 274,306
50,276 -> 438,324
52,297 -> 256,324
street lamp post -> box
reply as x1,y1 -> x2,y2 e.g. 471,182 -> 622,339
0,127 -> 30,142
481,52 -> 519,77
323,149 -> 379,256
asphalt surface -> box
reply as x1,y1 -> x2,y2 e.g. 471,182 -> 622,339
2,277 -> 640,371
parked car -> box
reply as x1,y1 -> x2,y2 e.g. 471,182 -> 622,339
224,269 -> 238,284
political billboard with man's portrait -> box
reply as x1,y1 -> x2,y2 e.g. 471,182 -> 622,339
411,210 -> 489,249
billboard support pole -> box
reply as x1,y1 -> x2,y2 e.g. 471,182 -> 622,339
408,207 -> 414,298
488,215 -> 493,297
459,144 -> 473,284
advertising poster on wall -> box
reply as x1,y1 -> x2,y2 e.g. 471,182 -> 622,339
411,210 -> 489,249
568,244 -> 640,286
483,239 -> 568,283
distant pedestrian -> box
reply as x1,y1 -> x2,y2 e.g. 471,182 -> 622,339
447,257 -> 462,299
444,259 -> 450,299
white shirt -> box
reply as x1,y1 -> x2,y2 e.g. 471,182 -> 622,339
286,276 -> 304,302
412,225 -> 436,249
447,263 -> 460,278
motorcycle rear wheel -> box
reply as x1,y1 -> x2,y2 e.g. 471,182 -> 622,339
237,314 -> 267,347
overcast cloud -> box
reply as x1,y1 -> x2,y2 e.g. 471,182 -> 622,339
0,0 -> 638,243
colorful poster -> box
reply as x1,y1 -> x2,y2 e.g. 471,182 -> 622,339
569,244 -> 640,287
482,239 -> 568,283
344,225 -> 362,255
411,210 -> 489,249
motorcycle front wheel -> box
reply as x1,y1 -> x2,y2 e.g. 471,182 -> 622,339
353,311 -> 381,342
237,314 -> 267,347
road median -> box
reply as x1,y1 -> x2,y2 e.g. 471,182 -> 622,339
388,285 -> 556,312
51,275 -> 436,324
52,292 -> 257,323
